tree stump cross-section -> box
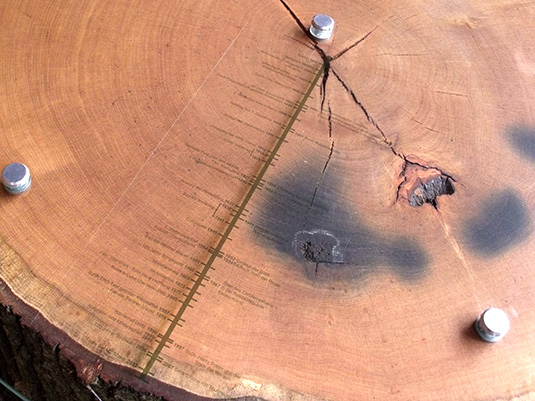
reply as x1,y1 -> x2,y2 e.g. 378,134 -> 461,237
1,0 -> 535,400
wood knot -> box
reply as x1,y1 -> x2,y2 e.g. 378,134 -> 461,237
396,160 -> 455,208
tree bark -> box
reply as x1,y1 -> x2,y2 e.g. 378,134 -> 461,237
0,285 -> 264,401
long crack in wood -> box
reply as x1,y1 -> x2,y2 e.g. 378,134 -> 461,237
331,68 -> 457,210
331,67 -> 398,157
303,141 -> 335,226
401,157 -> 457,183
276,3 -> 457,211
277,0 -> 332,63
320,60 -> 330,113
395,159 -> 409,200
314,44 -> 330,62
278,0 -> 308,35
332,27 -> 378,60
328,101 -> 332,138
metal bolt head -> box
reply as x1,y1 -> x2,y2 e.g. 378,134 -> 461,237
309,14 -> 335,41
475,308 -> 510,343
2,163 -> 31,195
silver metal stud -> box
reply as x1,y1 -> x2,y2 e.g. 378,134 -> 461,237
2,163 -> 31,195
309,14 -> 335,41
475,307 -> 510,343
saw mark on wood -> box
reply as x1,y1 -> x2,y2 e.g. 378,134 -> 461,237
55,22 -> 250,290
410,117 -> 444,134
434,90 -> 469,98
374,53 -> 428,57
435,215 -> 480,299
463,189 -> 532,257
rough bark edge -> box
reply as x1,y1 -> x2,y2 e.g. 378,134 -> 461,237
0,280 -> 265,401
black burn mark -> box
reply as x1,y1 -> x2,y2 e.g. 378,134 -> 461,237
410,175 -> 455,208
507,125 -> 535,163
252,165 -> 429,284
464,190 -> 532,257
294,230 -> 341,264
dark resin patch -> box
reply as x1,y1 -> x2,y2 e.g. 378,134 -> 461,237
253,163 -> 428,283
464,190 -> 532,257
507,125 -> 535,163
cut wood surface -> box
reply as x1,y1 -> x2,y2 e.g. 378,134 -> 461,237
1,0 -> 535,400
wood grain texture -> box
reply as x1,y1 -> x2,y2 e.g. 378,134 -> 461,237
1,0 -> 535,400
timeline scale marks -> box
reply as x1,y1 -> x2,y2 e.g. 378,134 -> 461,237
139,59 -> 329,379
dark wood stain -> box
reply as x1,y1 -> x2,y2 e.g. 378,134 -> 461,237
507,125 -> 535,163
253,164 -> 429,284
464,189 -> 532,257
